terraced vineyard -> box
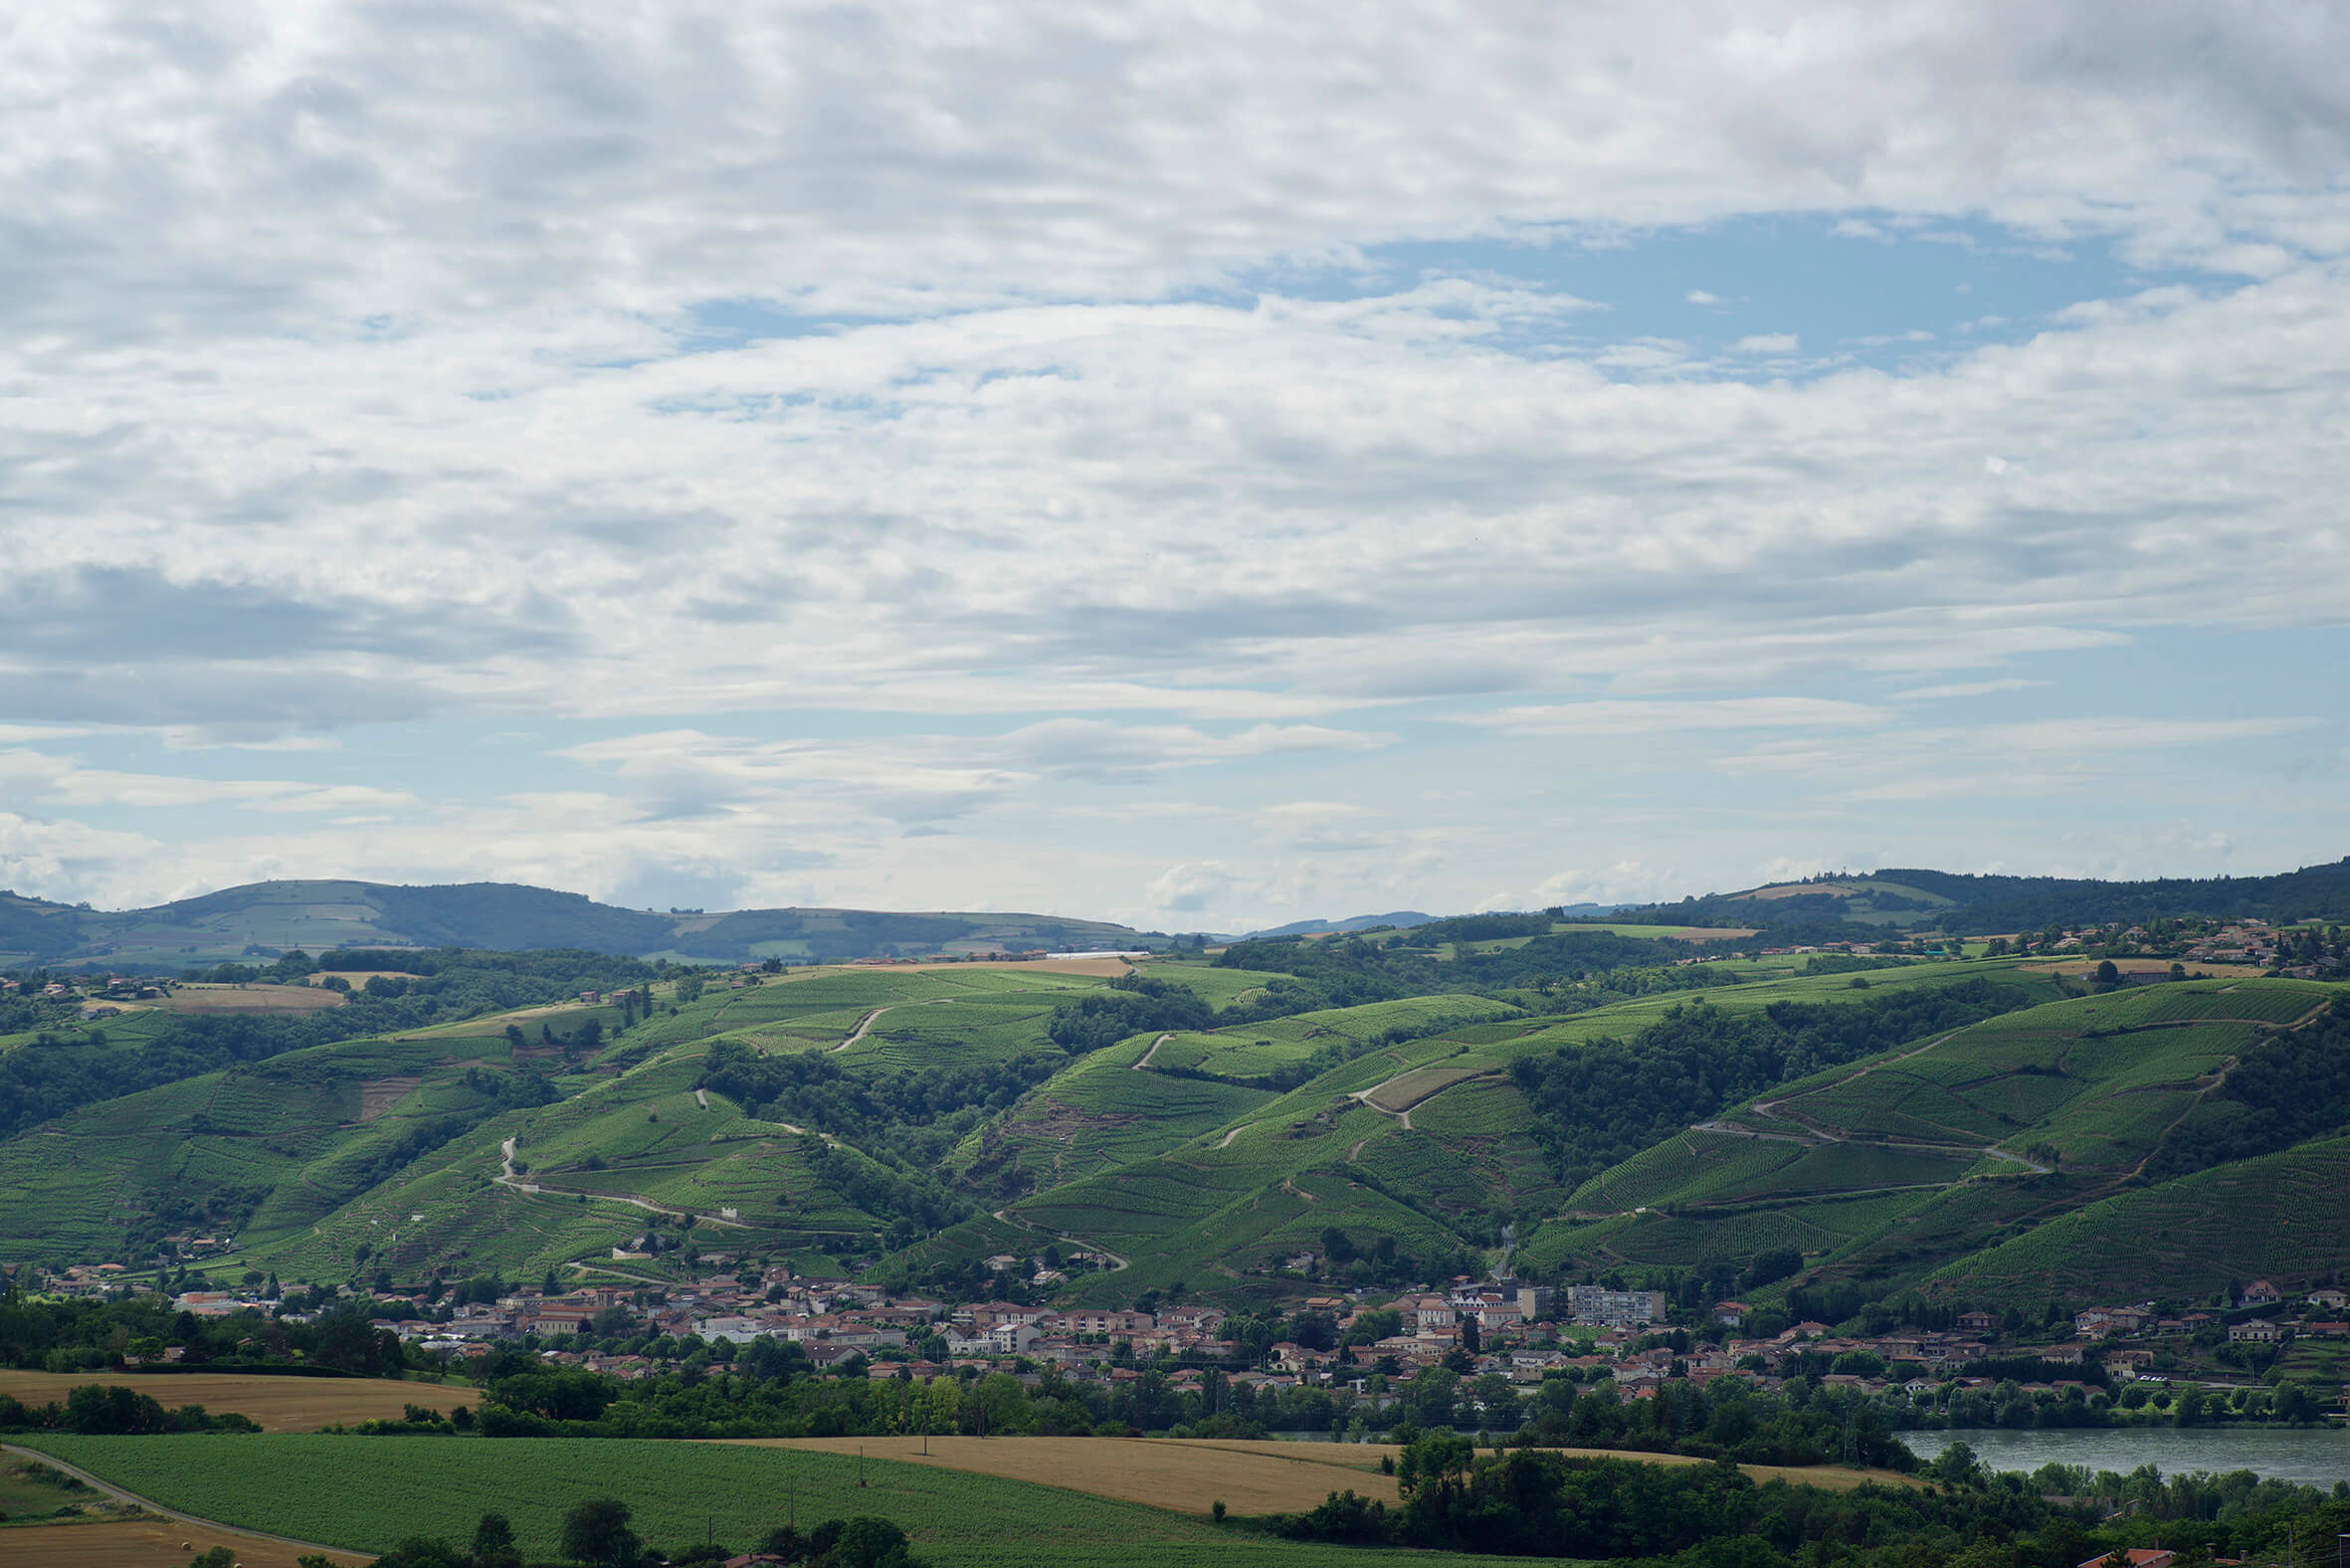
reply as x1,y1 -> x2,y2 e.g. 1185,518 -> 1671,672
1516,977 -> 2345,1305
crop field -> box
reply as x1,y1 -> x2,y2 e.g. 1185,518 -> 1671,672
20,1435 -> 1566,1568
732,1435 -> 1402,1515
958,1041 -> 1275,1189
837,999 -> 1064,1070
0,1371 -> 474,1432
1405,1077 -> 1528,1138
1141,964 -> 1295,1009
1929,1133 -> 2350,1304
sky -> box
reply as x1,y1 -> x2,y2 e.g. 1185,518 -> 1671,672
4,3 -> 2349,933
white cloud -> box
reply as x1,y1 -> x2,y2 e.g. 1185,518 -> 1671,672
1469,698 -> 1885,738
4,4 -> 2349,916
1890,678 -> 2047,700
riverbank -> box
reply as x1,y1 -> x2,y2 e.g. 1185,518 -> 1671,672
1900,1427 -> 2350,1486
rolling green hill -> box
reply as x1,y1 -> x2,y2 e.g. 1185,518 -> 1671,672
907,961 -> 2078,1306
5,898 -> 2343,1327
1514,977 -> 2345,1309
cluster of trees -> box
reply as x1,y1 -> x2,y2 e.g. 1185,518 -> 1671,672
1269,1434 -> 2350,1567
1507,980 -> 2032,1184
698,1037 -> 1057,1167
0,1381 -> 260,1434
1044,974 -> 1214,1052
371,1501 -> 924,1568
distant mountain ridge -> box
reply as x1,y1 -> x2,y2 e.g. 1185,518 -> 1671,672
0,879 -> 1164,970
1240,911 -> 1439,940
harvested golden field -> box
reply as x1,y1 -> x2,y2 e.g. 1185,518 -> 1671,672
0,1518 -> 367,1568
157,984 -> 345,1015
0,1371 -> 474,1433
715,1437 -> 1914,1515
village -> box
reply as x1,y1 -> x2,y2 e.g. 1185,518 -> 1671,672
39,1255 -> 2330,1430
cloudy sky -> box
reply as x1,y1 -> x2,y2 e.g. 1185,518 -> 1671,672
6,3 -> 2349,931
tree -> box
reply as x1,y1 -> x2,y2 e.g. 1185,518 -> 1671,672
473,1510 -> 522,1568
828,1515 -> 920,1567
560,1497 -> 644,1568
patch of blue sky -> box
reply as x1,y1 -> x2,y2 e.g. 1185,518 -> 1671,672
680,296 -> 858,351
1203,214 -> 2208,377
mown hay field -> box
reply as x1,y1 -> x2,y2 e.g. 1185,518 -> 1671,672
156,983 -> 347,1014
0,1371 -> 474,1432
0,1517 -> 368,1568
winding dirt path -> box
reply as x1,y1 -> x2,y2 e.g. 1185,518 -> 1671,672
493,1135 -> 755,1229
1,1443 -> 360,1562
1133,1032 -> 1173,1070
991,1207 -> 1130,1272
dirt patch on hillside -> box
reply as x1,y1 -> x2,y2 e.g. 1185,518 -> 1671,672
356,1077 -> 424,1121
1008,1098 -> 1140,1144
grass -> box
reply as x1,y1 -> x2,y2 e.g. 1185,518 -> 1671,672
0,1370 -> 475,1432
20,1435 -> 1568,1568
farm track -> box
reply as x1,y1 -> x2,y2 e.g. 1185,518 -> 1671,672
494,1135 -> 755,1230
1133,1032 -> 1172,1071
991,1207 -> 1129,1272
0,1443 -> 359,1562
831,999 -> 952,1053
1727,1026 -> 2056,1175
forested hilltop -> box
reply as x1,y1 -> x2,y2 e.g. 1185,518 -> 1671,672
1599,859 -> 2350,938
0,879 -> 1163,970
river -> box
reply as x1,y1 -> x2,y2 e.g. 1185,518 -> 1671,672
1900,1427 -> 2350,1486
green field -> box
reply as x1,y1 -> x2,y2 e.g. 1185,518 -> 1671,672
19,1436 -> 1555,1568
